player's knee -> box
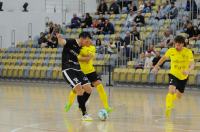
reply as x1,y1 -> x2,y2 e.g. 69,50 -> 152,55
92,80 -> 101,87
82,84 -> 92,94
168,85 -> 176,94
74,84 -> 84,95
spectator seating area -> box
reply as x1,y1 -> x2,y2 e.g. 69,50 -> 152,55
0,0 -> 200,86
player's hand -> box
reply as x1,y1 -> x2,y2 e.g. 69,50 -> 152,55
182,70 -> 190,75
152,65 -> 159,74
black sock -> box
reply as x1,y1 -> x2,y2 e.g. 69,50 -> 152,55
77,95 -> 87,116
83,92 -> 91,103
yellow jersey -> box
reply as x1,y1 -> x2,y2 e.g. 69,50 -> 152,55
164,47 -> 194,80
79,45 -> 96,74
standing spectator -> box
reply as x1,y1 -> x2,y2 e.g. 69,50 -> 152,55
124,31 -> 134,60
134,11 -> 145,26
168,2 -> 178,19
109,0 -> 120,14
103,19 -> 114,34
71,14 -> 81,28
97,0 -> 108,14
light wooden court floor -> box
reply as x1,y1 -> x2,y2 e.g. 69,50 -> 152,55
0,82 -> 200,132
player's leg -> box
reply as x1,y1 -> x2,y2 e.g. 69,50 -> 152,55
77,71 -> 93,121
166,74 -> 178,117
65,90 -> 76,112
92,80 -> 112,113
63,69 -> 88,118
87,72 -> 112,113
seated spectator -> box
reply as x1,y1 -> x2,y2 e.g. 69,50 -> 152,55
92,19 -> 99,28
145,44 -> 156,57
144,52 -> 153,69
159,29 -> 174,48
96,39 -> 104,54
103,19 -> 114,34
128,2 -> 137,12
193,26 -> 200,40
135,52 -> 145,69
156,2 -> 169,19
126,11 -> 136,27
142,1 -> 152,13
185,0 -> 197,19
138,1 -> 145,11
152,51 -> 163,67
71,13 -> 81,28
185,21 -> 195,39
134,11 -> 145,26
97,0 -> 108,14
81,13 -> 93,28
168,2 -> 178,19
46,34 -> 58,48
131,26 -> 140,41
48,22 -> 54,34
109,0 -> 120,14
38,32 -> 48,48
97,19 -> 105,34
98,14 -> 106,22
107,39 -> 117,54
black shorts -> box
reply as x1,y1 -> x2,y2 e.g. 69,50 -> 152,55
86,71 -> 101,83
168,74 -> 188,93
62,68 -> 90,88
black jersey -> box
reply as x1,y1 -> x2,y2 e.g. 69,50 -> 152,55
62,39 -> 81,70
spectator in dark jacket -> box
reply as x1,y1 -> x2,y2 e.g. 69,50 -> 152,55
71,14 -> 81,28
109,0 -> 120,14
97,0 -> 108,14
134,11 -> 145,26
103,19 -> 115,34
38,32 -> 48,48
81,13 -> 93,28
168,2 -> 178,19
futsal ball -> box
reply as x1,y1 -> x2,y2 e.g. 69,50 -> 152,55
98,109 -> 108,121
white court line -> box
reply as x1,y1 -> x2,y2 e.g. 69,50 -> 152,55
11,123 -> 39,132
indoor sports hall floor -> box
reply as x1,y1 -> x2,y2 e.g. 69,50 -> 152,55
0,82 -> 200,132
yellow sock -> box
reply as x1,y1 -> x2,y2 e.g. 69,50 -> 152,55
68,90 -> 76,105
166,93 -> 174,109
96,84 -> 109,109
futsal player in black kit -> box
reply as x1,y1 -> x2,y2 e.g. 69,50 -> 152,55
56,32 -> 93,121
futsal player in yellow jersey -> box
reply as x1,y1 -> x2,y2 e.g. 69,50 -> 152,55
65,34 -> 112,113
152,35 -> 194,118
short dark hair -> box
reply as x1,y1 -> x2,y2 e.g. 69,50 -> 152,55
174,35 -> 185,45
79,32 -> 92,39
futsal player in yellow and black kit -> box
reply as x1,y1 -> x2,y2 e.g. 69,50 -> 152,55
153,35 -> 194,118
65,33 -> 112,113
